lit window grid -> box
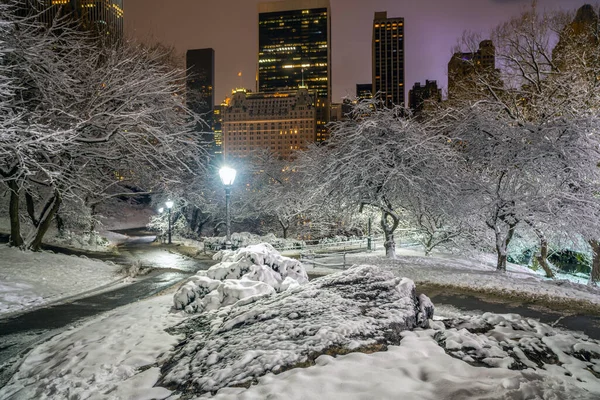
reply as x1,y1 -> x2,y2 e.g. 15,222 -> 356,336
41,0 -> 123,39
258,8 -> 330,100
372,17 -> 405,107
221,100 -> 317,158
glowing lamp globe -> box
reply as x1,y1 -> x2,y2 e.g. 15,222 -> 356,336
219,167 -> 237,186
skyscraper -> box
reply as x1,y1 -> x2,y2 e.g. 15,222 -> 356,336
26,0 -> 124,39
372,11 -> 405,107
258,0 -> 331,99
447,40 -> 495,99
186,48 -> 215,151
258,0 -> 330,141
356,83 -> 373,100
408,80 -> 441,114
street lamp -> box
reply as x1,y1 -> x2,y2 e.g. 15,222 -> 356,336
165,200 -> 174,244
219,166 -> 237,250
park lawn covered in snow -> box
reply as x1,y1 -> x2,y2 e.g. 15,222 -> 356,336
333,248 -> 600,312
2,243 -> 600,399
0,245 -> 123,316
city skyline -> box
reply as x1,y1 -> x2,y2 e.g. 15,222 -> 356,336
125,0 -> 582,104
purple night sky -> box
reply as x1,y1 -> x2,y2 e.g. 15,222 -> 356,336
124,0 -> 584,104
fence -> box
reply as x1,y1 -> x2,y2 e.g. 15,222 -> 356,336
276,236 -> 384,252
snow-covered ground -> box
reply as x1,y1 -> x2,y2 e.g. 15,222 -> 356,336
2,243 -> 600,399
329,247 -> 600,310
0,292 -> 182,400
0,245 -> 123,316
0,242 -> 600,400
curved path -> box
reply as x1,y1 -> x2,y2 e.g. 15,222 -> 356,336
0,230 -> 215,388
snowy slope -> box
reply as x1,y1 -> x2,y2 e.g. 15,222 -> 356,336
0,245 -> 122,316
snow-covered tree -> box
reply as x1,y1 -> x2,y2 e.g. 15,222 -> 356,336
241,150 -> 319,239
440,4 -> 600,275
299,99 -> 456,258
0,5 -> 207,250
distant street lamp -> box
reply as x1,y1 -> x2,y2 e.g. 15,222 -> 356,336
219,166 -> 237,250
165,200 -> 174,244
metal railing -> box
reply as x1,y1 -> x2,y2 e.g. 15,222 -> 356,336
276,236 -> 384,252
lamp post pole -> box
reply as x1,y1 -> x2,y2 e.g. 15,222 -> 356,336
219,166 -> 237,250
166,200 -> 174,245
368,217 -> 372,251
168,208 -> 172,244
225,185 -> 232,249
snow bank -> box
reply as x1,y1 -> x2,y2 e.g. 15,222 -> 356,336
173,244 -> 308,312
162,265 -> 434,395
0,294 -> 182,400
0,245 -> 122,316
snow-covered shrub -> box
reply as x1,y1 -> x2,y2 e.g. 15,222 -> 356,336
46,230 -> 110,251
203,232 -> 305,251
173,276 -> 275,313
173,243 -> 308,312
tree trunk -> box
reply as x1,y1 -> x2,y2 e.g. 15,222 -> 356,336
494,221 -> 517,272
55,212 -> 66,238
589,240 -> 600,286
29,192 -> 61,251
197,218 -> 208,236
189,207 -> 199,232
380,209 -> 399,259
536,237 -> 555,279
88,204 -> 97,245
278,217 -> 289,239
7,180 -> 23,247
525,221 -> 554,279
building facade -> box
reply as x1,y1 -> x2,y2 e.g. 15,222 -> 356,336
258,0 -> 330,142
28,0 -> 124,39
408,80 -> 441,113
222,88 -> 316,159
372,11 -> 405,107
212,103 -> 225,157
186,48 -> 216,152
447,40 -> 495,98
356,83 -> 373,100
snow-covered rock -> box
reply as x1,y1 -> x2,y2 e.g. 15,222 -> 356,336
173,243 -> 308,312
430,312 -> 600,394
161,265 -> 434,395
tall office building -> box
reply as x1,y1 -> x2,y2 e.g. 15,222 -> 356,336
212,103 -> 225,157
186,48 -> 215,150
372,12 -> 405,107
26,0 -> 124,39
258,0 -> 331,141
408,80 -> 441,113
356,83 -> 373,100
553,5 -> 598,71
447,40 -> 495,99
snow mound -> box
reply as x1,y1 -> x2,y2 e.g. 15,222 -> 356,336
173,276 -> 276,313
430,313 -> 600,395
161,265 -> 434,395
173,243 -> 308,312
